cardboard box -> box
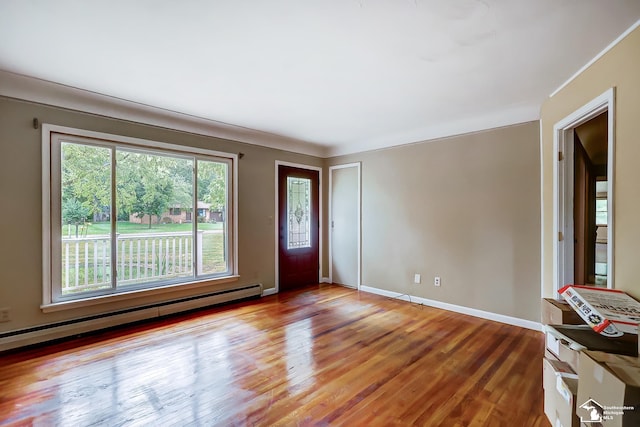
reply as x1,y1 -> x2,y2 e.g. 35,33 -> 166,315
550,324 -> 638,358
557,377 -> 580,427
543,357 -> 579,427
559,285 -> 640,337
543,357 -> 578,387
543,298 -> 585,325
577,351 -> 640,426
547,326 -> 586,372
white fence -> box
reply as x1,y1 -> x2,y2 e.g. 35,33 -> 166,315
61,231 -> 204,294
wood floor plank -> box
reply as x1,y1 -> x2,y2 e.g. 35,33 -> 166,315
0,284 -> 548,426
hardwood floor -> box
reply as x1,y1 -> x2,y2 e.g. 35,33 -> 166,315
0,285 -> 548,426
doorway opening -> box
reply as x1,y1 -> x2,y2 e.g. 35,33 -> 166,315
553,88 -> 614,292
573,112 -> 608,287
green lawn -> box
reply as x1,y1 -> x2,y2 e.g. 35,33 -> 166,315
68,221 -> 223,236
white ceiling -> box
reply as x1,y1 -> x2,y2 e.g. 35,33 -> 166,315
1,1 -> 639,157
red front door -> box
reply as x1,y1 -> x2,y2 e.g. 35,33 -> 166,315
278,165 -> 320,290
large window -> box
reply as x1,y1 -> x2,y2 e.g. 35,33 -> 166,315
44,126 -> 237,306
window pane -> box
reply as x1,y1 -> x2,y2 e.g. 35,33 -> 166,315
197,160 -> 228,275
287,177 -> 311,249
595,199 -> 607,212
60,142 -> 112,295
49,128 -> 237,304
595,199 -> 607,225
116,150 -> 194,286
595,181 -> 608,198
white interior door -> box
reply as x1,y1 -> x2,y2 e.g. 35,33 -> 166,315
330,163 -> 360,288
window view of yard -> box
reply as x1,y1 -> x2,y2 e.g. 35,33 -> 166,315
58,138 -> 230,298
61,222 -> 226,294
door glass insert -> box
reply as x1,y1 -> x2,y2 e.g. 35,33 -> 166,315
287,176 -> 311,249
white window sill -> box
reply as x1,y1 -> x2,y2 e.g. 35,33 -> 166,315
41,275 -> 240,313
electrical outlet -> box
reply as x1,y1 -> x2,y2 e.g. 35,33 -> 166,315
434,276 -> 441,287
0,307 -> 10,322
414,273 -> 421,284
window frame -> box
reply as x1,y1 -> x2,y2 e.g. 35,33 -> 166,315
42,124 -> 239,311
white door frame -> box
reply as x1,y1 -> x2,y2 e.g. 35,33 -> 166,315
270,161 -> 323,296
553,88 -> 615,292
329,162 -> 362,289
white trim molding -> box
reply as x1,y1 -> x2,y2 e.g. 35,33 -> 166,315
0,70 -> 326,157
262,287 -> 278,296
552,88 -> 615,294
325,108 -> 540,157
360,285 -> 543,332
550,19 -> 640,98
539,119 -> 545,300
0,71 -> 542,160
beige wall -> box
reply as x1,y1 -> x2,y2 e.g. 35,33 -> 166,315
540,26 -> 640,299
0,93 -> 544,333
325,122 -> 541,322
0,97 -> 322,333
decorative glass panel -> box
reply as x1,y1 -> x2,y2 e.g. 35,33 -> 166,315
287,177 -> 311,249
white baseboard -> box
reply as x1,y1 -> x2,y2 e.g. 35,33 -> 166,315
360,285 -> 542,332
262,287 -> 278,296
157,285 -> 262,316
321,277 -> 331,283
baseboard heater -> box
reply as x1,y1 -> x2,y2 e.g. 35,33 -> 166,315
0,283 -> 263,352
